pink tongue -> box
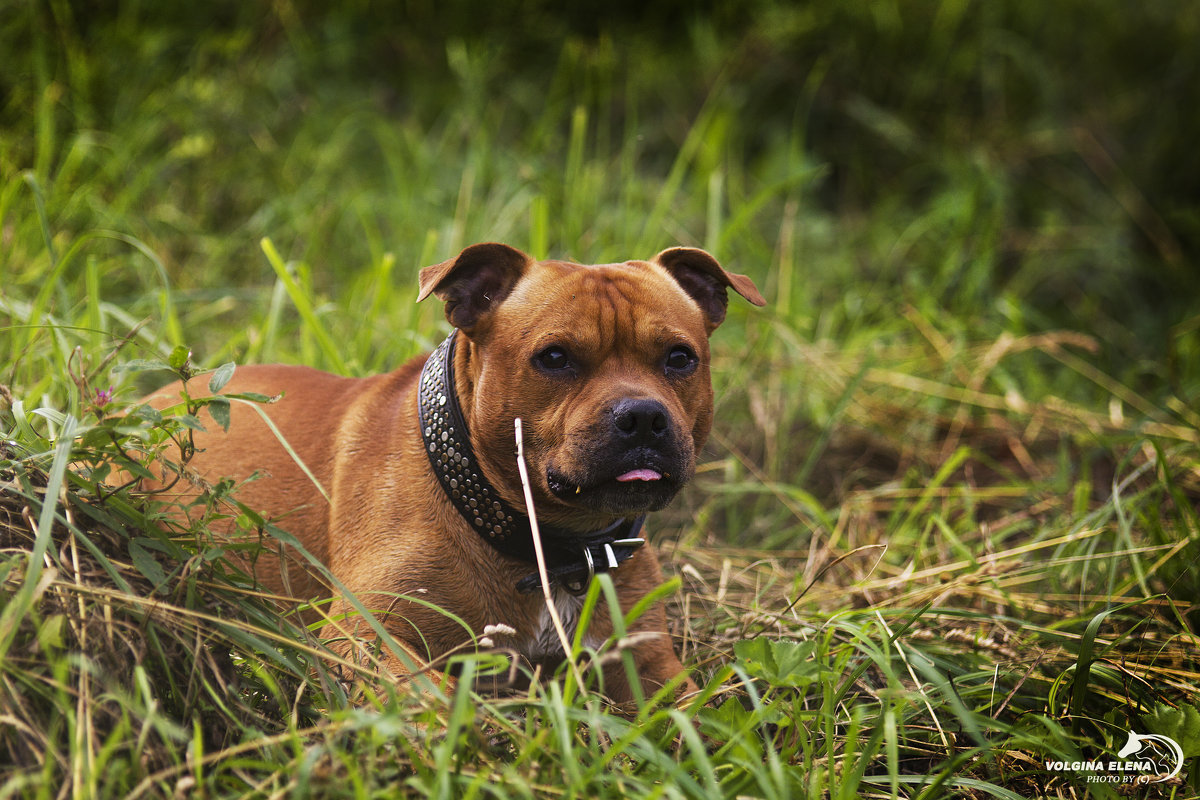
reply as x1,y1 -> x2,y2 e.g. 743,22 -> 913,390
616,468 -> 662,482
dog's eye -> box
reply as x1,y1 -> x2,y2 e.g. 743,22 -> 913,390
534,346 -> 572,373
665,345 -> 698,374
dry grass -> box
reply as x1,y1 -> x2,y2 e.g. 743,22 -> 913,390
4,365 -> 1200,795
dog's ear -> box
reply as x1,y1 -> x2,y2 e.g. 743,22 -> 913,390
417,243 -> 532,332
654,247 -> 766,332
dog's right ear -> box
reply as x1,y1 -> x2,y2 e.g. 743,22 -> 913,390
417,243 -> 532,332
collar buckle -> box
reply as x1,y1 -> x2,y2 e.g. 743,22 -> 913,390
610,537 -> 647,549
563,536 -> 648,596
563,547 -> 596,595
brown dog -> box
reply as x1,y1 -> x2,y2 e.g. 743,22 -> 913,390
144,243 -> 764,703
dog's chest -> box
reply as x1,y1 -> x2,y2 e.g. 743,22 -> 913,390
513,590 -> 603,662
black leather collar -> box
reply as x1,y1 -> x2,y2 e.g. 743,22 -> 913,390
417,330 -> 645,594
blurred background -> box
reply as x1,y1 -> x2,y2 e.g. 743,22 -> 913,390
4,1 -> 1197,373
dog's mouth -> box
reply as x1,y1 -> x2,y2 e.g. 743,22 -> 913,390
546,459 -> 684,514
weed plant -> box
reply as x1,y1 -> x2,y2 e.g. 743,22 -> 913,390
3,3 -> 1200,798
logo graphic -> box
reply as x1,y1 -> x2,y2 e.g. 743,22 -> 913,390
1116,731 -> 1184,783
1044,730 -> 1185,786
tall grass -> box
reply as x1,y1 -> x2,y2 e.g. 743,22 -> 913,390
3,2 -> 1200,798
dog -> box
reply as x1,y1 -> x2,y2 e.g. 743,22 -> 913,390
143,243 -> 764,704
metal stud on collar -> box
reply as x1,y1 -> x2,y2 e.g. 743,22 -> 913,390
418,331 -> 519,542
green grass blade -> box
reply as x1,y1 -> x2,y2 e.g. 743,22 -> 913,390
260,237 -> 347,374
0,413 -> 77,661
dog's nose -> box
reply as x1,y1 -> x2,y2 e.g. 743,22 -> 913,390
612,398 -> 670,441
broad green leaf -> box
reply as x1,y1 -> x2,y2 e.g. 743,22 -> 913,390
734,638 -> 826,688
174,414 -> 207,432
130,404 -> 163,424
208,361 -> 236,393
207,397 -> 231,431
1145,702 -> 1200,757
168,345 -> 192,371
37,614 -> 66,650
225,391 -> 276,404
128,538 -> 167,592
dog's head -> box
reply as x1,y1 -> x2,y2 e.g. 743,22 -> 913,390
418,243 -> 765,529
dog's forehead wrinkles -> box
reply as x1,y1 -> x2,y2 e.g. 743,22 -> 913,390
494,260 -> 706,371
537,264 -> 696,357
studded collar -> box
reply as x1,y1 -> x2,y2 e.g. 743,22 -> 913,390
417,330 -> 645,594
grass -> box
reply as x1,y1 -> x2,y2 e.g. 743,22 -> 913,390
3,2 -> 1200,798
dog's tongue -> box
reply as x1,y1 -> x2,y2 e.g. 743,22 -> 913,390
616,468 -> 662,482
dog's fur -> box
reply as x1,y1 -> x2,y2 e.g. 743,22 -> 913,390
144,243 -> 764,703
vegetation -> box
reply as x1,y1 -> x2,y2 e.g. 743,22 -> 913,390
3,1 -> 1199,797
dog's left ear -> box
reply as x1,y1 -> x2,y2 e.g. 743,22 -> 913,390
654,247 -> 766,332
417,243 -> 532,332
